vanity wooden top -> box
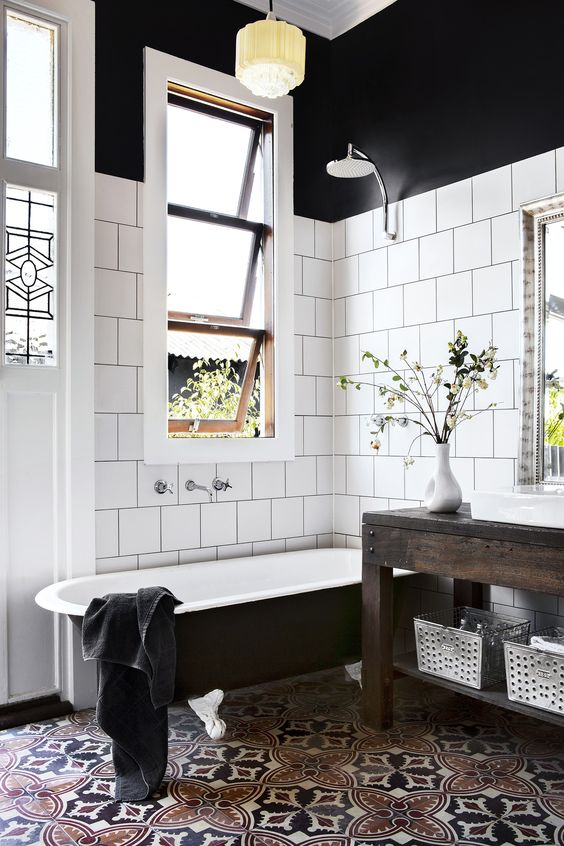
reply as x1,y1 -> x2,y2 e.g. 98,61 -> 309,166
363,503 -> 564,549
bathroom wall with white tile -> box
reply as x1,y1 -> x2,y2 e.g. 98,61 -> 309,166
333,147 -> 564,642
94,173 -> 333,573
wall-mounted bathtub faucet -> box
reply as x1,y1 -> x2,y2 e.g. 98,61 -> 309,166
154,480 -> 174,495
370,414 -> 409,429
212,477 -> 232,493
185,480 -> 213,502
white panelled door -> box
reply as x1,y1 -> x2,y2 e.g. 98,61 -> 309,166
0,0 -> 95,707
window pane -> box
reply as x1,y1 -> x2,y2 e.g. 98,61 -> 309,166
5,10 -> 58,167
4,186 -> 57,366
167,216 -> 253,318
168,332 -> 260,436
167,103 -> 253,215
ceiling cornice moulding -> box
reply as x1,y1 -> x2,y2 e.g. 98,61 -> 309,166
233,0 -> 398,40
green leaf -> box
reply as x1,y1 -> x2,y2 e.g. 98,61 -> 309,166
392,374 -> 402,381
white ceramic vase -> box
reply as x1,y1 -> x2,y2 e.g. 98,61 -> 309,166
424,442 -> 462,513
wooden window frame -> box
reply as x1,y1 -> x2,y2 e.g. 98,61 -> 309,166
166,87 -> 273,436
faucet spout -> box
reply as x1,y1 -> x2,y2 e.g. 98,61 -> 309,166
185,480 -> 213,502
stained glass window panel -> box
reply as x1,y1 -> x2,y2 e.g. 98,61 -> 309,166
167,216 -> 253,319
5,10 -> 58,167
4,186 -> 57,366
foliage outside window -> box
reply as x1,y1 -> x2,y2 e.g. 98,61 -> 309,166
166,85 -> 274,438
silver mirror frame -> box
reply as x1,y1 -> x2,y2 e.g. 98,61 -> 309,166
519,190 -> 564,485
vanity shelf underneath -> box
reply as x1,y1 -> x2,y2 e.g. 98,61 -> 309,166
394,651 -> 564,729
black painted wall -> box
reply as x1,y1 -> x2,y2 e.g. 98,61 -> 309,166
93,0 -> 332,222
94,0 -> 564,223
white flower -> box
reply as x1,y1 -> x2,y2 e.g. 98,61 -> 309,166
477,378 -> 488,390
413,361 -> 422,372
451,384 -> 459,395
404,456 -> 415,468
399,350 -> 408,360
446,414 -> 457,429
489,369 -> 498,380
370,439 -> 381,452
462,377 -> 472,389
386,396 -> 396,409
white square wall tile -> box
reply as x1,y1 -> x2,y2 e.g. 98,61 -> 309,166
454,220 -> 491,271
373,286 -> 403,331
420,230 -> 454,279
179,547 -> 217,564
403,190 -> 436,240
334,298 -> 345,337
333,220 -> 346,259
118,414 -> 144,460
387,239 -> 419,286
95,414 -> 118,461
346,373 -> 373,416
404,457 -> 435,500
346,211 -> 373,256
420,320 -> 455,367
303,257 -> 332,299
317,455 -> 333,494
216,462 -> 252,502
138,463 -> 179,506
512,151 -> 556,209
404,279 -> 436,327
295,375 -> 317,416
95,364 -> 137,413
335,334 -> 360,374
96,555 -> 138,575
316,377 -> 333,416
286,535 -> 316,552
346,292 -> 373,335
95,220 -> 118,270
493,409 -> 520,458
334,494 -> 360,535
238,499 -> 271,543
473,263 -> 513,315
493,310 -> 520,360
118,319 -> 143,366
95,509 -> 119,558
95,460 -> 137,510
303,336 -> 332,377
455,410 -> 494,457
95,269 -> 137,318
374,456 -> 405,499
316,299 -> 332,338
294,216 -> 315,257
272,496 -> 303,539
254,539 -> 287,556
314,220 -> 333,260
294,255 -> 303,294
388,326 -> 420,369
347,455 -> 373,496
334,256 -> 358,298
335,416 -> 359,455
303,417 -> 332,455
360,331 -> 388,372
95,173 -> 137,225
473,165 -> 512,221
294,295 -> 316,336
295,336 -> 303,375
286,456 -> 317,497
217,543 -> 253,560
119,507 -> 160,555
491,212 -> 520,264
253,461 -> 285,499
118,225 -> 143,273
95,316 -> 118,365
359,248 -> 387,292
437,178 -> 472,230
138,551 -> 179,569
161,504 -> 200,551
454,314 -> 492,356
201,502 -> 237,547
475,458 -> 515,490
304,495 -> 332,534
436,272 -> 472,320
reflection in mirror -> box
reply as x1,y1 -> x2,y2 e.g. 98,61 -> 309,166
544,221 -> 564,480
520,193 -> 564,484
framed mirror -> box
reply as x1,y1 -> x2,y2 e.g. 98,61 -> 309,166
520,191 -> 564,484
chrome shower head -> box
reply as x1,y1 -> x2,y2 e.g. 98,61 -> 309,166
326,143 -> 396,241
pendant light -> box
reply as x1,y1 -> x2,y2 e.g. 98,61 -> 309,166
235,1 -> 306,99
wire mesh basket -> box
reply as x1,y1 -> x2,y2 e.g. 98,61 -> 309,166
504,627 -> 564,715
414,606 -> 530,689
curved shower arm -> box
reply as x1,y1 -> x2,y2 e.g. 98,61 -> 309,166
350,143 -> 395,241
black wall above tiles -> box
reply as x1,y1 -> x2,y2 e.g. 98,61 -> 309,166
93,0 -> 332,223
94,0 -> 564,223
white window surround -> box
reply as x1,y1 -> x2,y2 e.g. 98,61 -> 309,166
0,0 -> 95,708
143,48 -> 295,464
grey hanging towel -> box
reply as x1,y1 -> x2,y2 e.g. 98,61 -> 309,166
82,586 -> 180,801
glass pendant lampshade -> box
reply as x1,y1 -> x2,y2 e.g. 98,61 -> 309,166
236,10 -> 306,99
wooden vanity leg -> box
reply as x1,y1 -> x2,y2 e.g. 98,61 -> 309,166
362,560 -> 394,729
453,579 -> 483,609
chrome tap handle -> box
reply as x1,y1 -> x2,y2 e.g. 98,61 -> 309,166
212,477 -> 232,492
154,480 -> 174,495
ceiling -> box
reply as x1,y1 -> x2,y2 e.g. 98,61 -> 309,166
233,0 -> 398,39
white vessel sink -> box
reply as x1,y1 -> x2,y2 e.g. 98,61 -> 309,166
470,485 -> 564,529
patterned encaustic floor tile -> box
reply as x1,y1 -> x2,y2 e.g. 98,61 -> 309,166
1,667 -> 564,846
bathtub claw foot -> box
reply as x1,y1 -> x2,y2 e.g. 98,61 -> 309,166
345,661 -> 362,687
188,689 -> 226,739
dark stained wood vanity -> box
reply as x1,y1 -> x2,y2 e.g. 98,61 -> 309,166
362,505 -> 564,729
